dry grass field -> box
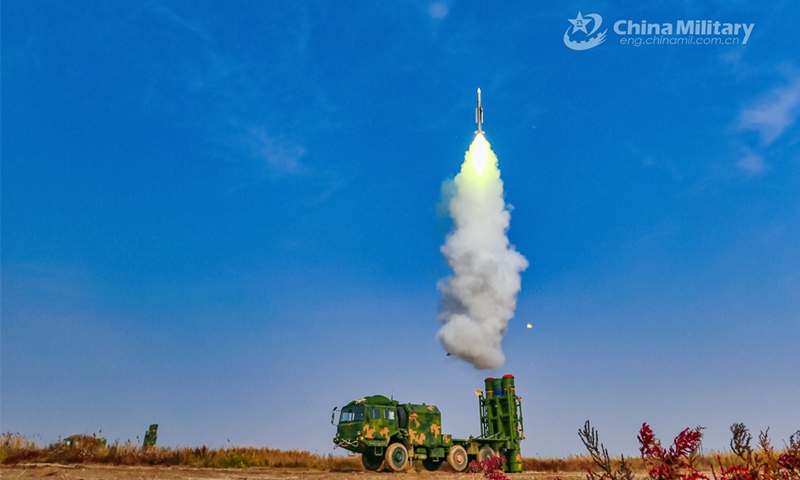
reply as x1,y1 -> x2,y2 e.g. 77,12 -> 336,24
2,422 -> 797,480
1,464 -> 586,480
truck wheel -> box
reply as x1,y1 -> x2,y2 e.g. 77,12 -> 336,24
385,443 -> 409,472
447,445 -> 469,472
422,457 -> 442,471
478,446 -> 496,462
361,453 -> 384,471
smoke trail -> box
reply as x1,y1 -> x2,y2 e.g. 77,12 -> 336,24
437,133 -> 528,370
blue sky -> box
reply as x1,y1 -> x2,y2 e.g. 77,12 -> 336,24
2,0 -> 799,458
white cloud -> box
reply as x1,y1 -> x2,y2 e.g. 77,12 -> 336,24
738,77 -> 800,145
736,151 -> 766,174
245,125 -> 307,176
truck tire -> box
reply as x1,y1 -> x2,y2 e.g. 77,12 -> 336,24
447,445 -> 469,472
361,453 -> 384,471
385,443 -> 409,472
478,446 -> 496,462
422,457 -> 442,471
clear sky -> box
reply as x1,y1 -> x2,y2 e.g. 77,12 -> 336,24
2,1 -> 799,458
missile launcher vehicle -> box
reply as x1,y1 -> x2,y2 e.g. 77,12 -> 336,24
331,374 -> 524,472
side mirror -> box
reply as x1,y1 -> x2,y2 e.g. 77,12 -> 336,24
331,407 -> 338,426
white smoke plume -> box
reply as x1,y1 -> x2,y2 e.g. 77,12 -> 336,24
437,134 -> 528,370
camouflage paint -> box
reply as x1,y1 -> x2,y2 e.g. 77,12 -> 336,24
143,424 -> 158,448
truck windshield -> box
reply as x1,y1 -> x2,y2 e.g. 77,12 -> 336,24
339,406 -> 364,423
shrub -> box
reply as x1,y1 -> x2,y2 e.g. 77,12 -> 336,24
712,424 -> 800,480
579,420 -> 636,480
638,423 -> 706,480
469,454 -> 510,480
575,422 -> 799,480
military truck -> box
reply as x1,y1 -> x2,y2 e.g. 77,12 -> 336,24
331,374 -> 524,473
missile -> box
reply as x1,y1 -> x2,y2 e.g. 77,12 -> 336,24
475,88 -> 484,134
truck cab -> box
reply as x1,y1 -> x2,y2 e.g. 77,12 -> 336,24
332,395 -> 402,471
333,396 -> 398,449
332,395 -> 453,472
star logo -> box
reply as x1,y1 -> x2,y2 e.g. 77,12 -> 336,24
563,11 -> 607,51
568,12 -> 591,34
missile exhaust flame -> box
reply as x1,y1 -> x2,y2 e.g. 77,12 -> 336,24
471,133 -> 489,175
437,97 -> 528,370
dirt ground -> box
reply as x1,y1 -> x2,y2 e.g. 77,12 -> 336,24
1,465 -> 586,480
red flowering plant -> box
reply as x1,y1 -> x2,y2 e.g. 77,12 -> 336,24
638,423 -> 707,480
713,424 -> 800,480
468,454 -> 509,480
577,422 -> 799,480
776,430 -> 800,480
711,458 -> 755,480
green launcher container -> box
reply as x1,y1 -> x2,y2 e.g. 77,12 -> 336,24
479,374 -> 524,472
